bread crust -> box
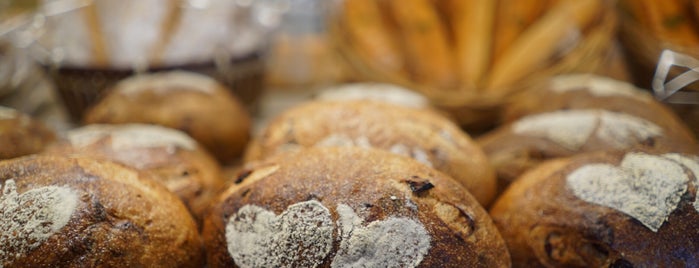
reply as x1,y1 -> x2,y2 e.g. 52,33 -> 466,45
0,155 -> 203,267
246,100 -> 497,206
44,124 -> 224,222
0,107 -> 56,160
83,71 -> 251,164
204,147 -> 510,268
490,151 -> 699,267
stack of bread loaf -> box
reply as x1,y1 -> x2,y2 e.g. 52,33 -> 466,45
1,65 -> 698,267
330,0 -> 617,129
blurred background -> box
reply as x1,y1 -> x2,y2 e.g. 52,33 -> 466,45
0,0 -> 697,135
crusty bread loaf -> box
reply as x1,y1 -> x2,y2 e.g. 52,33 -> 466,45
0,106 -> 55,160
83,71 -> 251,164
246,100 -> 497,206
204,146 -> 510,267
44,124 -> 224,222
0,155 -> 202,267
490,151 -> 699,266
478,108 -> 698,192
503,74 -> 696,142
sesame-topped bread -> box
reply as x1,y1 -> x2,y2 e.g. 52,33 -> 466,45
0,106 -> 56,160
245,99 -> 496,206
0,155 -> 202,267
477,108 -> 698,192
83,71 -> 251,164
44,124 -> 224,222
490,151 -> 699,267
204,147 -> 510,267
503,74 -> 696,142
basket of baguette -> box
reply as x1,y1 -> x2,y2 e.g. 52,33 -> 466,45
329,0 -> 617,129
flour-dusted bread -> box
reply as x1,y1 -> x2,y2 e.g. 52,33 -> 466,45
45,124 -> 224,222
314,83 -> 431,109
0,106 -> 55,160
246,100 -> 497,206
204,147 -> 510,267
83,71 -> 251,164
0,155 -> 202,267
490,151 -> 699,267
478,108 -> 698,192
503,74 -> 696,142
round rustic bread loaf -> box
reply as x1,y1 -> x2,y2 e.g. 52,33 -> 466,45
83,71 -> 251,164
246,100 -> 497,206
204,147 -> 510,268
503,74 -> 696,141
0,106 -> 56,160
44,124 -> 224,221
478,108 -> 698,192
0,155 -> 202,267
490,151 -> 699,267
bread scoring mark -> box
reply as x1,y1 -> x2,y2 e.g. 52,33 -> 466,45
332,203 -> 431,268
0,180 -> 78,266
549,74 -> 649,100
513,110 -> 663,150
566,153 -> 689,232
225,200 -> 334,268
433,202 -> 475,240
117,71 -> 218,95
316,83 -> 429,108
68,124 -> 197,153
0,106 -> 18,120
660,153 -> 699,213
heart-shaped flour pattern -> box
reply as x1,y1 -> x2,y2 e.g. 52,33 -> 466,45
332,204 -> 431,268
660,153 -> 699,213
566,153 -> 692,232
513,110 -> 663,151
0,180 -> 78,266
225,200 -> 334,268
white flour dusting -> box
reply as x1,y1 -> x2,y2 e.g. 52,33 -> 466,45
550,74 -> 650,101
566,153 -> 689,232
332,204 -> 431,268
117,71 -> 219,96
225,200 -> 334,268
0,107 -> 17,120
316,83 -> 429,109
0,180 -> 78,266
315,134 -> 372,148
68,124 -> 197,152
513,110 -> 663,150
660,153 -> 699,213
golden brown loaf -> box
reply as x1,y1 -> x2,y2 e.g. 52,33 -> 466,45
44,124 -> 224,222
490,151 -> 699,267
503,74 -> 696,142
246,100 -> 497,206
478,108 -> 698,192
204,146 -> 511,267
0,106 -> 56,160
0,155 -> 202,267
83,71 -> 252,164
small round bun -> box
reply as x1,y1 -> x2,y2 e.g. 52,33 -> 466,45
83,71 -> 251,163
45,124 -> 224,221
490,151 -> 699,267
204,147 -> 510,267
504,74 -> 696,142
0,155 -> 202,267
246,100 -> 496,206
478,108 -> 698,191
0,106 -> 56,160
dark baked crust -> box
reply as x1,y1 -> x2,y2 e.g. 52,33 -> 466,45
490,151 -> 699,267
246,100 -> 497,206
204,147 -> 510,268
0,155 -> 202,267
0,107 -> 56,160
44,124 -> 225,222
83,71 -> 251,164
